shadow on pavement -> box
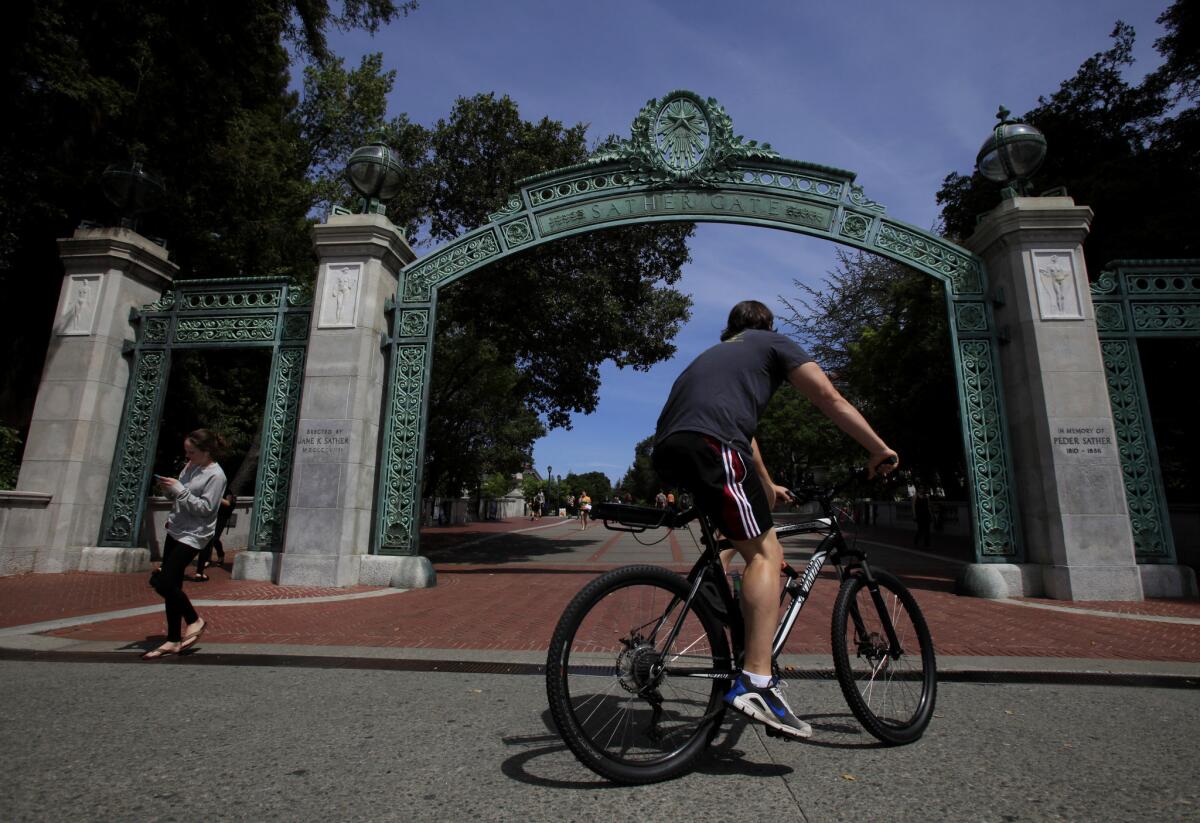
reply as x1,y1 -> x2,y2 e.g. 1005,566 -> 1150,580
423,535 -> 594,565
498,708 -> 795,788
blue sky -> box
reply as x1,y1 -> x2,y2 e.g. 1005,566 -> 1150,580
325,0 -> 1168,485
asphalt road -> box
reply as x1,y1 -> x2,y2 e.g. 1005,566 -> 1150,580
2,660 -> 1197,823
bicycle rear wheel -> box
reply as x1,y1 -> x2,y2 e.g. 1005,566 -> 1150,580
546,565 -> 732,784
831,568 -> 937,745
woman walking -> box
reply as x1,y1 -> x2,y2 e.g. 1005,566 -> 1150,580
142,428 -> 228,660
578,490 -> 592,531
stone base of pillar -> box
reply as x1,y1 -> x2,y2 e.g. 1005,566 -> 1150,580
79,547 -> 150,574
957,561 -> 1149,600
277,553 -> 361,587
34,546 -> 83,574
359,555 -> 436,589
1139,564 -> 1198,599
0,548 -> 37,577
956,563 -> 1043,598
1042,564 -> 1143,601
233,551 -> 282,582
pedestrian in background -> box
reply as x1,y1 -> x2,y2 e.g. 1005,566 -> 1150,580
912,487 -> 932,548
193,490 -> 235,581
578,490 -> 592,530
143,429 -> 227,660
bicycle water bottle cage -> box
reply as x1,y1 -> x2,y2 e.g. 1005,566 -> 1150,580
593,502 -> 694,533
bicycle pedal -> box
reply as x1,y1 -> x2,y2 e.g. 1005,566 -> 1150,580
763,725 -> 794,740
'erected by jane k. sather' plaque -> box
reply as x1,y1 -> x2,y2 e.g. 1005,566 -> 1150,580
296,420 -> 352,462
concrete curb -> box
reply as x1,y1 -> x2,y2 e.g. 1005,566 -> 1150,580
0,637 -> 1196,687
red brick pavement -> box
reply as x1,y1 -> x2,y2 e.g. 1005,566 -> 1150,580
2,517 -> 1198,663
23,565 -> 1200,663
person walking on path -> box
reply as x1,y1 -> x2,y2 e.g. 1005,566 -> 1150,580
653,300 -> 897,739
143,429 -> 228,660
912,487 -> 933,548
192,491 -> 235,581
578,491 -> 592,530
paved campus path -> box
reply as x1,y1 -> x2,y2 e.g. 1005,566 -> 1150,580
1,516 -> 1198,675
3,517 -> 1199,821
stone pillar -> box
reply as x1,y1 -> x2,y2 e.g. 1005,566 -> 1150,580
962,197 -> 1142,600
269,213 -> 431,587
4,227 -> 176,574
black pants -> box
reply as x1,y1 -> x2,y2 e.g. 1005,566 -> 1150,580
195,535 -> 225,573
155,536 -> 200,642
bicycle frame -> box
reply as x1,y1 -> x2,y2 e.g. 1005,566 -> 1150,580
638,490 -> 905,686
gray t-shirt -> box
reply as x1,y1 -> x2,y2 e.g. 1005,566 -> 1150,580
654,329 -> 812,458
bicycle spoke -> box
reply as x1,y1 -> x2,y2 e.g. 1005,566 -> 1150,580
553,569 -> 729,768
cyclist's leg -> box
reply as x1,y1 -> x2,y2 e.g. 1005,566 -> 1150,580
727,529 -> 783,676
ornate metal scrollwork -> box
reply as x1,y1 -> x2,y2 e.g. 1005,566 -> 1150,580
876,222 -> 982,295
103,277 -> 314,552
249,346 -> 306,550
378,344 -> 428,555
587,90 -> 780,188
958,340 -> 1017,557
100,351 -> 169,544
954,302 -> 988,333
840,212 -> 870,241
174,316 -> 277,343
402,231 -> 500,302
1100,341 -> 1168,558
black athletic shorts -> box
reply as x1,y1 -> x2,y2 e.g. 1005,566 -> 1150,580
652,431 -> 773,542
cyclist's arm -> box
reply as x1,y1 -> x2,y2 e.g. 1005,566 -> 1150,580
750,437 -> 793,507
788,361 -> 899,476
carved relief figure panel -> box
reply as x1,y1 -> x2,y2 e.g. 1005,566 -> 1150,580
57,274 -> 102,336
318,263 -> 362,329
1032,250 -> 1084,320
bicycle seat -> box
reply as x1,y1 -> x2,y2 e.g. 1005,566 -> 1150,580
592,502 -> 694,531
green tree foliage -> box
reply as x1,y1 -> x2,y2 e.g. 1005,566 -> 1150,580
562,471 -> 613,504
937,5 -> 1199,273
618,436 -> 662,504
1,5 -> 693,504
0,0 -> 413,429
0,426 -> 22,489
779,251 -> 965,495
754,387 -> 859,488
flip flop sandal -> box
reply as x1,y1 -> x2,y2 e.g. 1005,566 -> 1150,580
180,620 -> 206,651
142,645 -> 177,660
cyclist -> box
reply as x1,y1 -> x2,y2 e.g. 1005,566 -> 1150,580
653,299 -> 898,739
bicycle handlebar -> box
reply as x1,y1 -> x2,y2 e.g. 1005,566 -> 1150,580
787,456 -> 899,509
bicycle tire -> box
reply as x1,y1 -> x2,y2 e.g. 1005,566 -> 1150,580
546,565 -> 732,784
830,568 -> 937,745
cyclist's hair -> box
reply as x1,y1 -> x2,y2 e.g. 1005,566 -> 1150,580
720,300 -> 775,341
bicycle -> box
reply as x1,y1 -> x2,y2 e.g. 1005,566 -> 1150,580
545,469 -> 937,784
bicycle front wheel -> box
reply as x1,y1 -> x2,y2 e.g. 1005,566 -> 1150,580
546,565 -> 732,784
831,568 -> 937,745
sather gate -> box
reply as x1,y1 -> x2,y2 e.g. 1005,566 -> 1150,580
374,90 -> 1022,564
98,277 -> 312,552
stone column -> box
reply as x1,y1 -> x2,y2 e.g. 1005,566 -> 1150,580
963,197 -> 1142,600
6,227 -> 176,574
269,213 -> 428,587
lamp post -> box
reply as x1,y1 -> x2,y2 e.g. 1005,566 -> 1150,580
101,162 -> 165,232
975,106 -> 1047,199
344,139 -> 405,216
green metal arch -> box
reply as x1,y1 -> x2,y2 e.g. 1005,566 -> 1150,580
399,157 -> 983,300
376,90 -> 1020,564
